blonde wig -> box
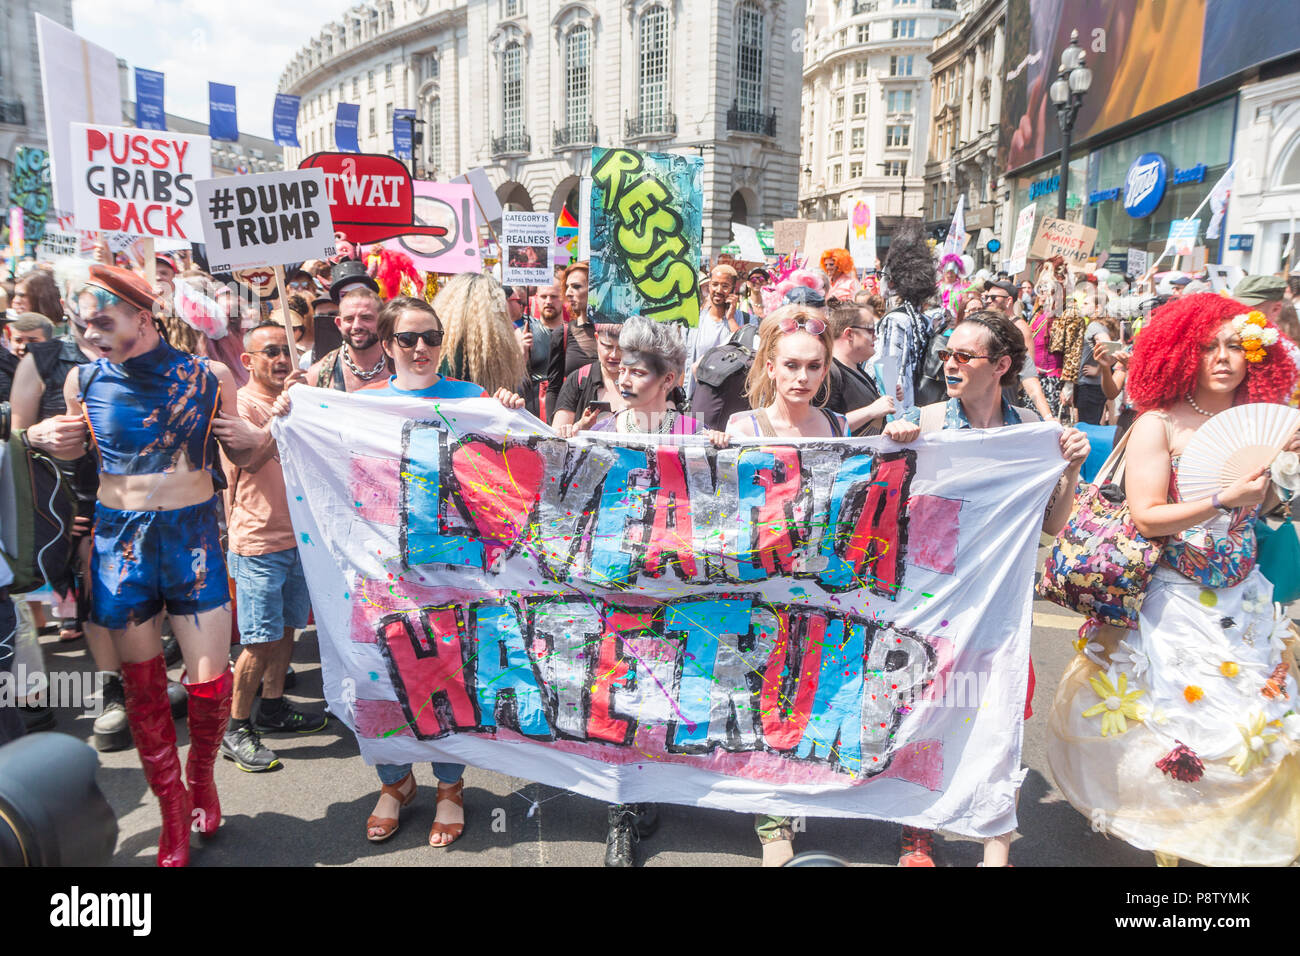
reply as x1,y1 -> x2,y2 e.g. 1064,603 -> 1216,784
432,272 -> 526,393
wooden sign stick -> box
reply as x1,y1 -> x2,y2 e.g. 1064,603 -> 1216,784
273,263 -> 299,367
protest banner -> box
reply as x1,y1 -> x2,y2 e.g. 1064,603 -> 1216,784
847,196 -> 876,268
452,167 -> 504,224
385,180 -> 481,275
393,108 -> 416,160
1206,263 -> 1244,294
70,123 -> 212,243
135,68 -> 166,132
274,391 -> 1066,835
208,83 -> 239,143
1028,216 -> 1097,266
8,208 -> 23,263
773,219 -> 809,256
942,195 -> 968,257
36,229 -> 80,260
299,153 -> 449,246
196,168 -> 335,273
802,220 -> 849,271
590,147 -> 703,326
1165,218 -> 1200,258
502,211 -> 554,286
757,228 -> 775,256
1127,247 -> 1149,277
335,104 -> 360,152
554,226 -> 579,267
1008,204 -> 1037,275
272,94 -> 302,148
8,147 -> 51,245
35,16 -> 120,217
731,222 -> 766,263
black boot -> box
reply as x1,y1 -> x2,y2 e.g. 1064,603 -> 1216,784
605,804 -> 640,868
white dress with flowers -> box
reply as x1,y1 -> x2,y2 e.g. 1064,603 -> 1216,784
1047,468 -> 1300,866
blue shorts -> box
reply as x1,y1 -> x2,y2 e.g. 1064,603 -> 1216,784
229,548 -> 310,645
90,497 -> 230,630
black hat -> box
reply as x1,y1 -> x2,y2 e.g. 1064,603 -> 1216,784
328,259 -> 380,303
784,286 -> 826,308
983,279 -> 1017,297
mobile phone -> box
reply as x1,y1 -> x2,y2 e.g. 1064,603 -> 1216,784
586,401 -> 611,415
1100,340 -> 1124,356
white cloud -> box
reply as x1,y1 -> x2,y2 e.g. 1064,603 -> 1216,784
72,0 -> 357,138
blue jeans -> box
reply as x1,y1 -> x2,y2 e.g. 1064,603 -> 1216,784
376,762 -> 464,786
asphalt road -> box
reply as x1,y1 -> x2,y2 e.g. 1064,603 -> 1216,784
27,596 -> 1164,868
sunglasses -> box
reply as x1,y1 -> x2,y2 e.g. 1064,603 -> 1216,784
392,329 -> 444,349
937,349 -> 993,365
850,325 -> 876,335
252,345 -> 295,359
777,316 -> 827,336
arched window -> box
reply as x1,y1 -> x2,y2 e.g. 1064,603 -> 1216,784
1280,136 -> 1300,188
502,41 -> 523,138
565,26 -> 591,130
736,2 -> 765,114
730,191 -> 749,226
638,5 -> 668,123
428,95 -> 442,173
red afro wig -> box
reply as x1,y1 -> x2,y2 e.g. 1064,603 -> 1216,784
1127,292 -> 1299,411
819,247 -> 855,276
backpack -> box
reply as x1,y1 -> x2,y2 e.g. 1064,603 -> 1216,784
691,325 -> 759,431
0,431 -> 76,595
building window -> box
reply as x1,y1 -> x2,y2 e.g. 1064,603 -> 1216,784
891,19 -> 916,38
339,83 -> 345,101
834,63 -> 845,86
368,108 -> 376,135
385,64 -> 393,85
564,25 -> 591,130
368,70 -> 375,91
426,55 -> 439,79
833,130 -> 843,153
850,161 -> 863,179
836,30 -> 846,48
851,126 -> 864,149
856,23 -> 869,43
854,58 -> 869,79
385,103 -> 392,132
889,55 -> 913,75
835,97 -> 844,119
832,165 -> 842,185
886,124 -> 909,147
428,96 -> 442,171
735,1 -> 765,114
887,90 -> 912,112
894,0 -> 917,5
638,4 -> 668,121
853,91 -> 866,115
352,77 -> 359,97
504,0 -> 522,16
502,40 -> 523,138
883,160 -> 906,176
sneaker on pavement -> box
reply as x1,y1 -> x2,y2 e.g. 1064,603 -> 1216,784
253,699 -> 328,735
220,724 -> 281,772
898,825 -> 936,867
21,704 -> 56,733
91,672 -> 131,752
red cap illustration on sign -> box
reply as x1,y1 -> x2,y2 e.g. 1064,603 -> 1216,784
298,152 -> 449,245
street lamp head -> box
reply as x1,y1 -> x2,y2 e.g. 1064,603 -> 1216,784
1069,58 -> 1093,94
1050,72 -> 1070,105
1059,29 -> 1084,71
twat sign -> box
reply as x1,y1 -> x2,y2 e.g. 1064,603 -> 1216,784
275,391 -> 1067,836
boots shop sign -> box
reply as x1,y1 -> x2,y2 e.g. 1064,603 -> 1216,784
1123,153 -> 1168,219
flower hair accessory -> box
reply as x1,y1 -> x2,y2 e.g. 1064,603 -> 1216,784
1231,311 -> 1280,363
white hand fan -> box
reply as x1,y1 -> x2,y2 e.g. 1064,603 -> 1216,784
1176,403 -> 1300,501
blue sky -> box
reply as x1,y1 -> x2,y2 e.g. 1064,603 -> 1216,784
73,0 -> 357,138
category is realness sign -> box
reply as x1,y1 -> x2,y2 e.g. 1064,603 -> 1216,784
274,392 -> 1067,836
70,123 -> 211,240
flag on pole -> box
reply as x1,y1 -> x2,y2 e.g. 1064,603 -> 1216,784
943,195 -> 967,257
1205,163 -> 1236,240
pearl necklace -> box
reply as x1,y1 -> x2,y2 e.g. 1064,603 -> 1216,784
1185,394 -> 1216,417
623,409 -> 676,434
342,345 -> 388,381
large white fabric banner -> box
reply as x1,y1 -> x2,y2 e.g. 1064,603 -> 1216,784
274,389 -> 1065,837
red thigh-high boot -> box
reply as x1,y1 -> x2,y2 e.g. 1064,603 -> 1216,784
185,668 -> 232,839
120,655 -> 192,867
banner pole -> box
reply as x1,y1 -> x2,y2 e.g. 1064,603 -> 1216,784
273,263 -> 299,367
1139,165 -> 1232,284
143,236 -> 156,291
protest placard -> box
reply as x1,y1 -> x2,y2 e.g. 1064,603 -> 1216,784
452,167 -> 503,223
1127,247 -> 1149,277
502,211 -> 554,285
554,227 -> 579,267
196,168 -> 335,273
1008,203 -> 1037,275
385,180 -> 480,275
1028,216 -> 1097,266
1165,218 -> 1200,257
590,147 -> 703,325
275,391 -> 1066,835
8,147 -> 51,245
36,229 -> 79,259
731,222 -> 767,263
773,219 -> 809,256
71,123 -> 212,242
802,219 -> 849,271
847,196 -> 876,269
299,152 -> 448,246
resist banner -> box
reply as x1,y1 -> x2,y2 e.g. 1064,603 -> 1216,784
274,391 -> 1066,836
70,124 -> 211,241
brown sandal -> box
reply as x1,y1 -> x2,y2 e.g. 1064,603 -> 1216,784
428,779 -> 465,848
365,772 -> 417,843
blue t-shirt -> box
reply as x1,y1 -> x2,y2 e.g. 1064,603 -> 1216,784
374,376 -> 487,400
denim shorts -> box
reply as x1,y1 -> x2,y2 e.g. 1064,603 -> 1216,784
91,497 -> 230,630
228,548 -> 311,645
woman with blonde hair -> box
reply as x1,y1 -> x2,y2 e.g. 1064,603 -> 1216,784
432,272 -> 527,395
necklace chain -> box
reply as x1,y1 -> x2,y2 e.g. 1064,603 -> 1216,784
1185,393 -> 1215,417
624,409 -> 676,434
342,344 -> 388,381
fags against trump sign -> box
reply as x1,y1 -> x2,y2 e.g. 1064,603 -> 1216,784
70,123 -> 211,241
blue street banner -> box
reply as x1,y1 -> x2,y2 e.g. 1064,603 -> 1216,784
273,93 -> 302,148
393,108 -> 416,160
335,103 -> 360,153
208,82 -> 239,143
135,68 -> 166,131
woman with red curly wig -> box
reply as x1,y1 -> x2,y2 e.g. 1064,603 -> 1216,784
1047,293 -> 1300,868
819,247 -> 860,303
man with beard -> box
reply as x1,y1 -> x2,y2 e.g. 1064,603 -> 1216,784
307,261 -> 392,392
686,264 -> 753,397
220,324 -> 327,772
533,281 -> 564,420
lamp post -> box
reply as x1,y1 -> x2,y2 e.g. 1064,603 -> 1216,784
878,160 -> 908,218
1048,30 -> 1092,221
399,113 -> 425,179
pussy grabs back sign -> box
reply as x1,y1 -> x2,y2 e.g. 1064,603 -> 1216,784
274,391 -> 1066,837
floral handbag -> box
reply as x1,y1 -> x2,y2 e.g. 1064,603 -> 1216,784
1036,428 -> 1163,628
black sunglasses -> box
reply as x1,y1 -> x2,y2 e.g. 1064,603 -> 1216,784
392,329 -> 444,349
252,345 -> 295,359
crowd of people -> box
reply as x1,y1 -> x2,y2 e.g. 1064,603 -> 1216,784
1,222 -> 1299,869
